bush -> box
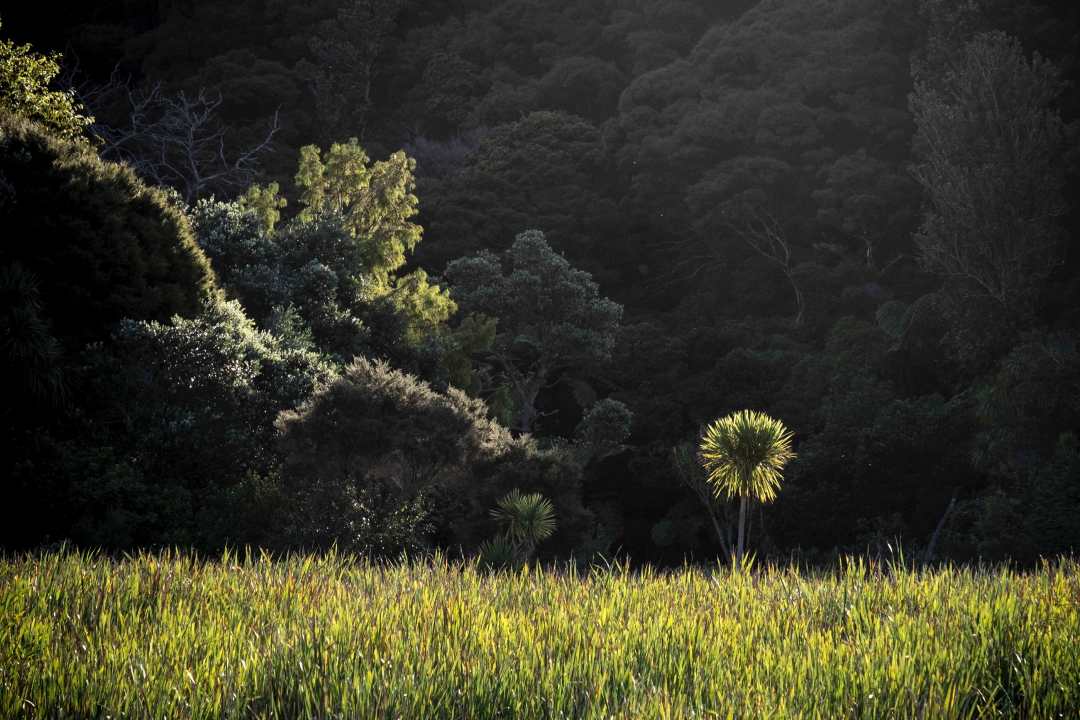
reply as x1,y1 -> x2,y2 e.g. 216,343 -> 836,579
275,357 -> 513,554
3,300 -> 333,551
0,112 -> 217,351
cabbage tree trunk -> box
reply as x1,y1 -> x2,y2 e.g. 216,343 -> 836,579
736,495 -> 748,562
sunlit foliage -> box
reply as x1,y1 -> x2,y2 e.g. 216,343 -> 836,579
700,409 -> 795,560
700,410 -> 795,504
0,24 -> 91,139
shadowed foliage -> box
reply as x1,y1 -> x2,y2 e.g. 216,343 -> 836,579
0,111 -> 218,351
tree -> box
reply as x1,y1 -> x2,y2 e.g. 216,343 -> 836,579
445,229 -> 622,433
686,156 -> 809,326
486,489 -> 558,565
813,150 -> 920,270
672,443 -> 733,557
3,297 -> 334,551
573,398 -> 633,464
238,181 -> 287,234
94,300 -> 332,547
910,31 -> 1067,317
302,0 -> 404,142
194,140 -> 455,362
538,56 -> 626,122
0,25 -> 92,140
722,197 -> 805,327
416,111 -> 620,275
699,409 -> 795,561
294,138 -> 454,324
0,110 -> 218,352
88,82 -> 280,202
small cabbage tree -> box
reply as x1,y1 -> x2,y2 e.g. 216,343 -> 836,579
699,410 -> 795,562
483,489 -> 557,567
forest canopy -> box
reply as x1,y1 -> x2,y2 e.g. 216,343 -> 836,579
1,0 -> 1078,565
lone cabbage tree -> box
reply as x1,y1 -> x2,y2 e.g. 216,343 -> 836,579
699,409 -> 795,562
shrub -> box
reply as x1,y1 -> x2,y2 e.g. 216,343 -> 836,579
0,111 -> 217,351
275,356 -> 512,554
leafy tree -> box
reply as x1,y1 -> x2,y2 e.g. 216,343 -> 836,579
0,25 -> 92,139
301,0 -> 404,142
195,140 -> 455,363
615,0 -> 918,309
95,300 -> 332,546
948,332 -> 1080,561
4,298 -> 333,551
537,56 -> 626,121
195,198 -> 375,359
237,182 -> 287,234
601,0 -> 713,75
443,313 -> 499,395
418,111 -> 622,277
408,53 -> 489,136
911,31 -> 1067,319
813,150 -> 920,270
699,409 -> 795,561
190,199 -> 283,318
574,398 -> 633,463
294,138 -> 455,330
445,229 -> 622,433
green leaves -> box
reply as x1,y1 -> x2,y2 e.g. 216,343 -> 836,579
911,31 -> 1066,315
477,536 -> 517,571
699,409 -> 795,504
238,182 -> 287,234
294,139 -> 422,287
0,25 -> 92,140
290,139 -> 450,347
276,357 -> 516,554
490,489 -> 557,549
445,229 -> 623,432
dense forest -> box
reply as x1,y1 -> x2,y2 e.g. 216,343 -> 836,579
2,0 -> 1078,566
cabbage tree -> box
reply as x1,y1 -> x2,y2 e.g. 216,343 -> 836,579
699,410 -> 795,561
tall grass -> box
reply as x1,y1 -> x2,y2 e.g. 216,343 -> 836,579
2,550 -> 1077,718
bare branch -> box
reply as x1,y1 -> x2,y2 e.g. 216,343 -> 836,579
78,77 -> 280,203
720,201 -> 805,326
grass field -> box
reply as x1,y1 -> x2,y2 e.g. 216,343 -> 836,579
1,551 -> 1078,719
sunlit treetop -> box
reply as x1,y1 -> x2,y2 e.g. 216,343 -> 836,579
700,409 -> 795,504
0,24 -> 92,140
